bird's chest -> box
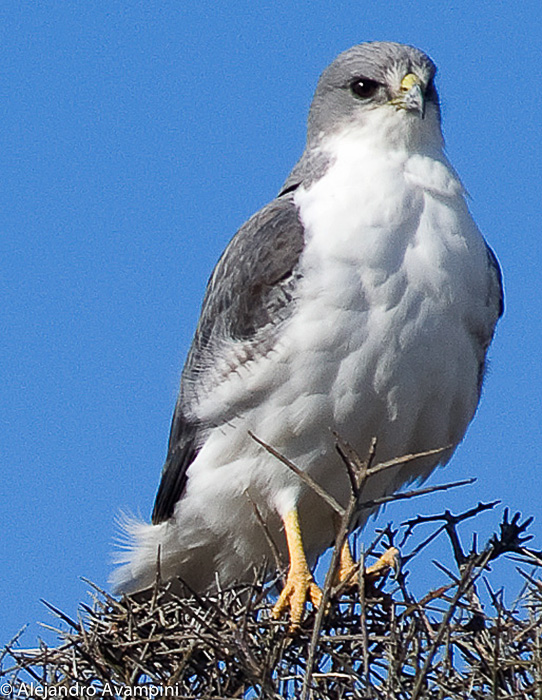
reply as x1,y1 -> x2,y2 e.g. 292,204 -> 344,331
295,147 -> 466,288
284,151 -> 487,448
293,151 -> 466,346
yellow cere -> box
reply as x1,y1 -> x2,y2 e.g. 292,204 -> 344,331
400,73 -> 422,92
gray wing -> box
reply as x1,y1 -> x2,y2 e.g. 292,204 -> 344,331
152,191 -> 305,524
475,242 -> 504,393
486,243 -> 504,319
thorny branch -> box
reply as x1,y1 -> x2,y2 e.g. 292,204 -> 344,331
2,438 -> 541,699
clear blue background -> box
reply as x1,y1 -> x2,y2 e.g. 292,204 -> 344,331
2,1 -> 541,645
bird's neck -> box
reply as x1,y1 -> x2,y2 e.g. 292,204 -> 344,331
303,120 -> 460,201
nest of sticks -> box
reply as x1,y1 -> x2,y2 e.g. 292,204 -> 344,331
3,439 -> 542,699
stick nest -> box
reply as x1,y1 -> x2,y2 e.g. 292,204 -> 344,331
2,501 -> 542,699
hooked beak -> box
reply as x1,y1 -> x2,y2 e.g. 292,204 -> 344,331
389,73 -> 426,118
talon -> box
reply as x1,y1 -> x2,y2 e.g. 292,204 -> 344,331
272,509 -> 322,628
365,546 -> 401,581
272,572 -> 322,626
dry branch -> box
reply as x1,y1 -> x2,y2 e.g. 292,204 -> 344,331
2,502 -> 541,699
2,439 -> 541,699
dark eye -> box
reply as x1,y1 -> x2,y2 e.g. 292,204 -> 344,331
350,77 -> 380,99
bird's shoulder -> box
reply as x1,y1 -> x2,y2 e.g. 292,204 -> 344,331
196,190 -> 306,343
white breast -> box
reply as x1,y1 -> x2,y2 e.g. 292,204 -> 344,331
280,132 -> 493,500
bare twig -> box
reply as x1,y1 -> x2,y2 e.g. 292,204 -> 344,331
249,432 -> 345,516
245,490 -> 284,575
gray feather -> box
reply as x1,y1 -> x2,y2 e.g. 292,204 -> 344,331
486,243 -> 504,319
152,192 -> 305,523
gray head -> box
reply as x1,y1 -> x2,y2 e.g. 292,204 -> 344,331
280,42 -> 443,193
307,42 -> 440,148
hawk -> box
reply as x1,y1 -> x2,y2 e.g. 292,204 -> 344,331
112,42 -> 503,625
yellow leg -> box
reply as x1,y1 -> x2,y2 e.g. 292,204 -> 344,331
272,509 -> 323,627
334,541 -> 400,589
334,539 -> 359,588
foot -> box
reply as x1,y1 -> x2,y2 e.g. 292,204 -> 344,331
333,545 -> 401,591
365,547 -> 401,581
272,567 -> 323,628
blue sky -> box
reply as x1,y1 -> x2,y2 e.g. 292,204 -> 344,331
2,1 -> 541,644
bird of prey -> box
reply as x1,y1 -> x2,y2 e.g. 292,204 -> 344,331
112,41 -> 503,625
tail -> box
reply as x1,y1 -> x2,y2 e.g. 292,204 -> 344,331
110,512 -> 171,594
